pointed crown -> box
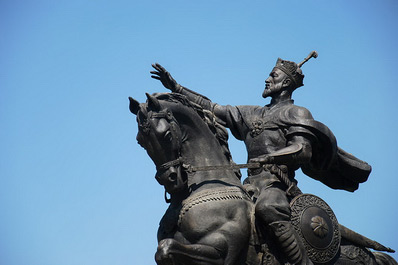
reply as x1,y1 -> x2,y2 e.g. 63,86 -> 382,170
273,51 -> 318,89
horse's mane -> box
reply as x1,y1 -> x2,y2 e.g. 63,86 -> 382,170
153,93 -> 240,178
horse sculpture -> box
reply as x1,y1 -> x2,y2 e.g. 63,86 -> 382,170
129,92 -> 396,265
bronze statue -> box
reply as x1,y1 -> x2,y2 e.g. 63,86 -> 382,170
129,52 -> 396,265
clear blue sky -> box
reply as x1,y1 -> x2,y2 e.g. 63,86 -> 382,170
1,1 -> 397,264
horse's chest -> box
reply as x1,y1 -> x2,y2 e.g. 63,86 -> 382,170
178,187 -> 251,235
158,203 -> 182,240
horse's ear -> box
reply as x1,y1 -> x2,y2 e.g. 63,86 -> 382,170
146,93 -> 161,111
129,97 -> 140,115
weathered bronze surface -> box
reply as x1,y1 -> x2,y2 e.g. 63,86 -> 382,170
129,52 -> 397,265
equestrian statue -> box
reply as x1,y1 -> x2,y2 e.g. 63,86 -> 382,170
128,51 -> 397,265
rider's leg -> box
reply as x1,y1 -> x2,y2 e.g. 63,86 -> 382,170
255,185 -> 313,265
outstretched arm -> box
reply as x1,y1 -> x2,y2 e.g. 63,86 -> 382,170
151,63 -> 229,125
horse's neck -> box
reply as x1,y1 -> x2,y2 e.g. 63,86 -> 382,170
181,122 -> 228,167
180,122 -> 240,189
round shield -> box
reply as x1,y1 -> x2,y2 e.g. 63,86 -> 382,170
290,194 -> 340,264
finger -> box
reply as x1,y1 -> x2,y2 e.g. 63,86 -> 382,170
151,75 -> 161,80
155,63 -> 167,72
152,63 -> 164,71
154,63 -> 165,69
279,165 -> 288,173
152,63 -> 162,72
264,164 -> 273,170
150,70 -> 160,75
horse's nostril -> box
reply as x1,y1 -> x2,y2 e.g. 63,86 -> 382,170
168,172 -> 177,182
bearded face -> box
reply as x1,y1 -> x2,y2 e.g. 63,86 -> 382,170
262,68 -> 290,99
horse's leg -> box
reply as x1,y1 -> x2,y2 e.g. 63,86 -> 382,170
155,238 -> 223,265
156,199 -> 253,265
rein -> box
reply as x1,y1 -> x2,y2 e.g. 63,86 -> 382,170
158,158 -> 301,198
185,162 -> 261,173
158,158 -> 262,174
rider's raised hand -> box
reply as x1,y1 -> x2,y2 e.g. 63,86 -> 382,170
151,63 -> 178,92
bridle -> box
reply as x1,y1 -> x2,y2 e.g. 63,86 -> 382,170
143,108 -> 187,203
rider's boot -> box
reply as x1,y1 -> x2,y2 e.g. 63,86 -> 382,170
269,221 -> 313,265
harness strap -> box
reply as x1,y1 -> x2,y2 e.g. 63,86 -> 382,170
185,162 -> 302,196
150,110 -> 176,123
159,157 -> 302,197
157,157 -> 184,171
185,162 -> 261,173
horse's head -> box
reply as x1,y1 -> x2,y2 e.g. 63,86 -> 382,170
129,93 -> 187,195
130,92 -> 240,200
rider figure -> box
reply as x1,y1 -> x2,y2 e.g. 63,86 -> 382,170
151,52 -> 371,265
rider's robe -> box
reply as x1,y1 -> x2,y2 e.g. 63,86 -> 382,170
221,100 -> 371,192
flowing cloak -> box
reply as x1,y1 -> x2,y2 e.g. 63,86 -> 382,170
279,105 -> 371,192
224,102 -> 371,192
